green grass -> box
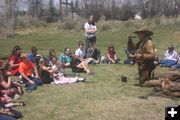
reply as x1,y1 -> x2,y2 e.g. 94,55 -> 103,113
0,20 -> 180,120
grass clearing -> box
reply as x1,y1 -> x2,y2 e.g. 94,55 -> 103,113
0,19 -> 180,120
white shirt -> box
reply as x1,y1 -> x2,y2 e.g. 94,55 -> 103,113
164,50 -> 179,61
84,22 -> 97,38
75,48 -> 86,59
51,65 -> 58,71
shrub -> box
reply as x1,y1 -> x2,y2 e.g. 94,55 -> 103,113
62,22 -> 76,30
100,24 -> 111,31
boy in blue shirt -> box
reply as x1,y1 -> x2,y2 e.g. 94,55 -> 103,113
59,48 -> 72,67
28,47 -> 38,63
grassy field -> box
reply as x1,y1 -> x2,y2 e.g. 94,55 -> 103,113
0,18 -> 180,120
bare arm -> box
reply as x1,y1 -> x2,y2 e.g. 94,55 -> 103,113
20,73 -> 32,82
107,54 -> 115,62
9,60 -> 19,68
0,109 -> 15,116
0,77 -> 12,89
33,66 -> 39,78
85,28 -> 96,34
114,54 -> 117,60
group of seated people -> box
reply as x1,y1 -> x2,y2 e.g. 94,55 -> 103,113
0,40 -> 122,119
0,40 -> 179,119
124,45 -> 180,71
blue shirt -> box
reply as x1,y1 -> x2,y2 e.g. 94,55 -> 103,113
59,53 -> 71,63
28,53 -> 36,62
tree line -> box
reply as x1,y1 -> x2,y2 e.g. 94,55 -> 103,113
0,0 -> 179,35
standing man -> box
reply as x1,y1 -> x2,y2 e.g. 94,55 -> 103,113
128,27 -> 156,86
84,15 -> 97,52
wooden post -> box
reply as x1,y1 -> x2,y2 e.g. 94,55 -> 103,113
59,0 -> 63,21
60,0 -> 74,20
71,1 -> 73,20
65,0 -> 68,16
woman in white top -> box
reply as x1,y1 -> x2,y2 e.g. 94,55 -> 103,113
84,15 -> 97,51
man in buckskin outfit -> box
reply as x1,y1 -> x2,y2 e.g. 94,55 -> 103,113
128,27 -> 156,86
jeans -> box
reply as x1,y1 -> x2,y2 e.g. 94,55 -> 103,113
0,110 -> 22,120
124,58 -> 134,64
171,63 -> 180,70
23,76 -> 43,87
106,58 -> 120,63
158,59 -> 177,67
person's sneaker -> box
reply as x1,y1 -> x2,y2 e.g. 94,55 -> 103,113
26,85 -> 37,91
25,88 -> 32,93
77,77 -> 86,82
13,94 -> 20,100
54,81 -> 60,85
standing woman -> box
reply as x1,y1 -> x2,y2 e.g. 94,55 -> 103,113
9,46 -> 22,76
84,15 -> 97,52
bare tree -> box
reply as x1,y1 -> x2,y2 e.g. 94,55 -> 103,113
28,0 -> 44,18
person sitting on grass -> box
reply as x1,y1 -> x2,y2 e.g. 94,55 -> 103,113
70,53 -> 93,75
0,63 -> 24,98
106,44 -> 120,64
0,90 -> 25,108
49,49 -> 62,68
33,55 -> 42,76
75,41 -> 86,61
86,43 -> 101,64
39,58 -> 53,84
28,47 -> 38,63
59,48 -> 72,67
39,57 -> 86,85
19,54 -> 43,91
0,91 -> 22,120
124,36 -> 139,65
158,45 -> 179,67
169,53 -> 180,71
9,46 -> 22,76
0,105 -> 22,120
49,49 -> 58,62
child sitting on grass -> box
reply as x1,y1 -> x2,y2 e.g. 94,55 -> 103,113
0,63 -> 24,98
0,105 -> 22,120
49,49 -> 58,62
39,58 -> 53,84
75,41 -> 86,61
59,48 -> 72,67
9,46 -> 22,76
19,54 -> 43,91
39,57 -> 86,85
70,54 -> 93,75
106,44 -> 120,64
0,90 -> 25,108
28,47 -> 38,63
86,43 -> 101,64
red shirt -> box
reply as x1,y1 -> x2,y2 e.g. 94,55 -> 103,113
19,60 -> 34,76
108,50 -> 116,60
9,56 -> 22,75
